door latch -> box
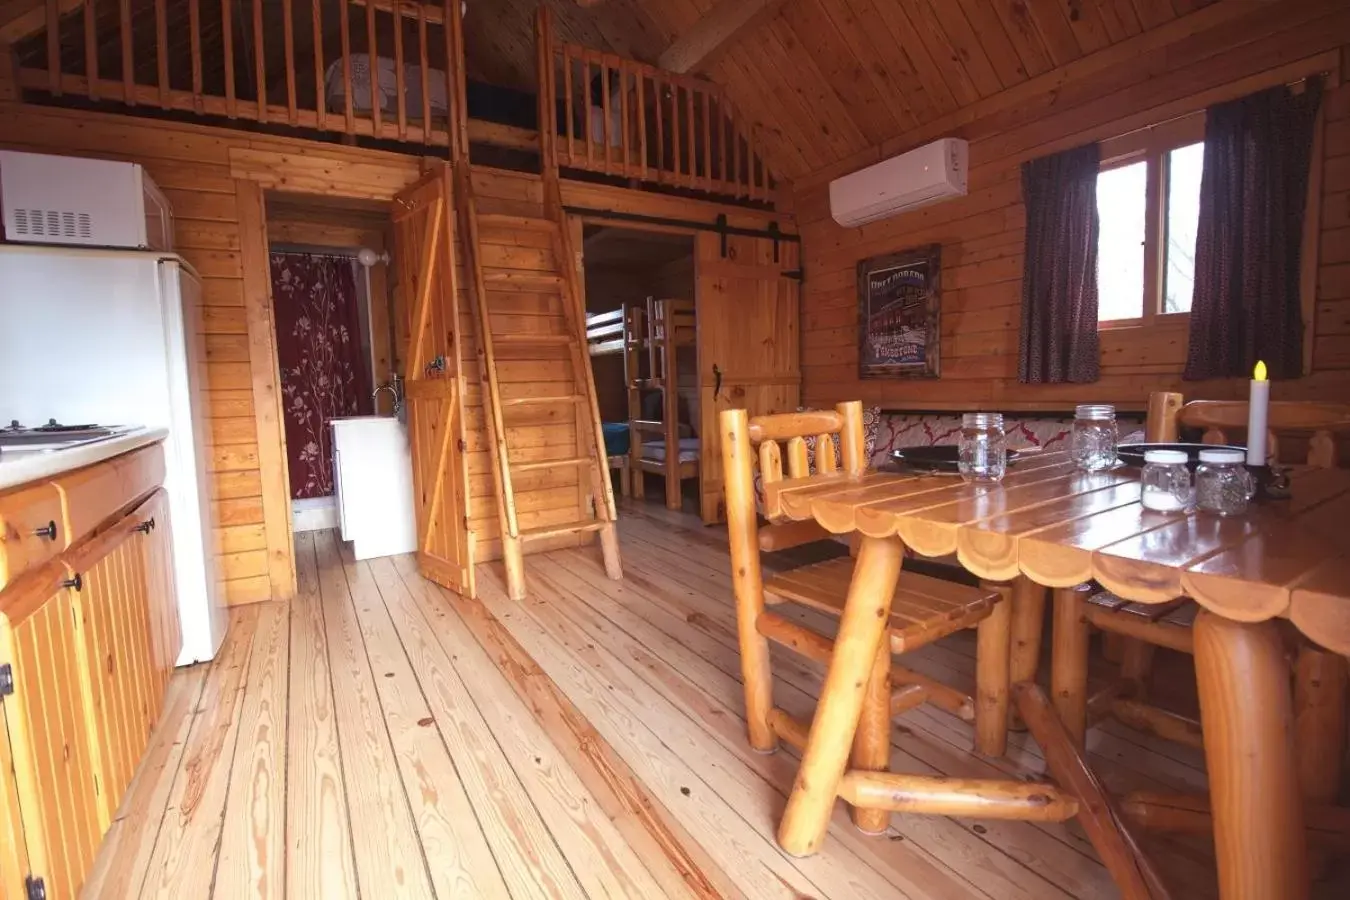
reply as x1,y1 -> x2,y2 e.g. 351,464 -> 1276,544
713,364 -> 724,401
425,355 -> 447,375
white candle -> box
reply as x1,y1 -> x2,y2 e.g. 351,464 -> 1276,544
1246,360 -> 1269,466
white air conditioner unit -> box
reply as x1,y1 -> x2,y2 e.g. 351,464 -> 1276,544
828,138 -> 968,228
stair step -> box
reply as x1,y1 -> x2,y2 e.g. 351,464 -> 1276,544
512,457 -> 591,472
493,333 -> 572,345
478,213 -> 557,232
519,519 -> 608,541
483,270 -> 564,292
501,394 -> 587,407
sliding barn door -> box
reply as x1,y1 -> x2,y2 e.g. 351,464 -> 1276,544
391,165 -> 475,596
695,230 -> 801,523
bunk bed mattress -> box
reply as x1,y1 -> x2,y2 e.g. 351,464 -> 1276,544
641,438 -> 700,464
324,54 -> 449,117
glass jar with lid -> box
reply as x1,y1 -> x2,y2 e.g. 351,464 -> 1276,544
1071,404 -> 1118,472
1195,448 -> 1255,516
958,412 -> 1007,485
1140,449 -> 1192,511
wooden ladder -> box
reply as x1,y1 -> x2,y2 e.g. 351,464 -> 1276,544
454,163 -> 621,600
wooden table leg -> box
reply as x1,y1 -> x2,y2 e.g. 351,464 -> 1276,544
1007,577 -> 1047,729
850,639 -> 892,834
1051,584 -> 1091,749
1194,610 -> 1308,900
777,534 -> 902,857
975,585 -> 1012,757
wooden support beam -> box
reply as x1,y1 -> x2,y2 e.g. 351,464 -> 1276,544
892,665 -> 975,722
657,0 -> 785,75
1120,791 -> 1350,852
837,772 -> 1079,822
1014,682 -> 1168,899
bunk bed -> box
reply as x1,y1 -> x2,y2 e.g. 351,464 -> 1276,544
586,298 -> 698,509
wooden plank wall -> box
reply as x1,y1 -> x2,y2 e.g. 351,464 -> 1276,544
791,15 -> 1350,412
0,100 -> 791,600
0,101 -> 420,605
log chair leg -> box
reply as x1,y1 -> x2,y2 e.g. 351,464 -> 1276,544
1121,639 -> 1157,700
777,535 -> 902,857
1194,611 -> 1308,900
721,408 -> 775,752
1051,585 -> 1091,749
850,639 -> 893,834
1294,645 -> 1348,807
975,584 -> 1012,757
1007,577 -> 1047,729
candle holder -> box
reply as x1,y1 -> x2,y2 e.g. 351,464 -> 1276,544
1246,464 -> 1292,502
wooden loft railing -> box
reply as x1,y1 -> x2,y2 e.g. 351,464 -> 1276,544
534,7 -> 772,201
14,0 -> 471,155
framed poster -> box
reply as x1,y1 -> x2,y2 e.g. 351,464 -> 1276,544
857,245 -> 941,379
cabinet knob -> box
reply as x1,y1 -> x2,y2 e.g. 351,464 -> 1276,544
33,520 -> 57,541
134,517 -> 156,534
62,573 -> 83,592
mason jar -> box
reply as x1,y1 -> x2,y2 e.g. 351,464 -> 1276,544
1195,448 -> 1255,516
958,412 -> 1006,484
1140,449 -> 1192,511
1071,404 -> 1118,472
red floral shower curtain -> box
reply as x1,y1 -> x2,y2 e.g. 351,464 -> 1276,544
271,252 -> 372,499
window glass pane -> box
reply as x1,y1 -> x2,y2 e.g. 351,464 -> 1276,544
1164,142 -> 1204,314
1096,160 -> 1147,322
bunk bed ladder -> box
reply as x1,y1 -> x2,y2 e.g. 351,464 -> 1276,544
627,298 -> 690,511
457,163 -> 621,600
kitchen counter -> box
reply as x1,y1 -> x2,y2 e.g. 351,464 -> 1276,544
0,427 -> 169,491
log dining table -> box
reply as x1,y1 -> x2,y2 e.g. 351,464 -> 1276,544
761,449 -> 1350,900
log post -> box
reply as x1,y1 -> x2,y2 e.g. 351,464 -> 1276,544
1194,611 -> 1309,900
837,771 -> 1079,822
974,583 -> 1012,757
719,408 -> 776,752
1120,639 -> 1157,699
1007,577 -> 1047,728
850,639 -> 893,834
777,535 -> 902,857
1051,584 -> 1091,749
1293,645 -> 1348,806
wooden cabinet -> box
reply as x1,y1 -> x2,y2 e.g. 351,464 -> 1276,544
0,482 -> 64,590
0,453 -> 177,900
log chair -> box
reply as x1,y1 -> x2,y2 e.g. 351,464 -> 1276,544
1055,393 -> 1350,817
721,403 -> 1172,897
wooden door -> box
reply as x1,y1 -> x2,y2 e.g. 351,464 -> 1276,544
0,574 -> 103,900
391,164 -> 475,596
695,230 -> 801,523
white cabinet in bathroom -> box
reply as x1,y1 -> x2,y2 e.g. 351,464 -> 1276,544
331,416 -> 418,560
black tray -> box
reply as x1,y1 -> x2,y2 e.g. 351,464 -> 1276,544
1116,442 -> 1246,470
888,445 -> 1023,474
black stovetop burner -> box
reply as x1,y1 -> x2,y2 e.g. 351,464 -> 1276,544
0,420 -> 116,445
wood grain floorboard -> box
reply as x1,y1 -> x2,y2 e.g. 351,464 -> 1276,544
87,501 -> 1350,899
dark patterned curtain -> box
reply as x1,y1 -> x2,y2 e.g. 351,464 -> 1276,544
1184,79 -> 1323,381
271,252 -> 371,499
1019,143 -> 1101,384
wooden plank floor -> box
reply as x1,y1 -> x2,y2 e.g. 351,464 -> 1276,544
82,501 -> 1349,899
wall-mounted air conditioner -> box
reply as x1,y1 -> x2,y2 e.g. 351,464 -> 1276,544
828,138 -> 968,228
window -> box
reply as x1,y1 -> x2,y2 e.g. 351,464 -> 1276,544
1095,115 -> 1206,326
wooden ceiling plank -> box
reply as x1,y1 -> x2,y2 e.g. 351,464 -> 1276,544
1023,0 -> 1086,68
815,0 -> 920,132
1059,0 -> 1112,55
827,0 -> 937,125
866,0 -> 960,116
656,0 -> 784,75
991,0 -> 1056,79
1129,0 -> 1176,31
710,48 -> 819,175
1108,0 -> 1145,38
955,0 -> 1027,88
779,0 -> 902,146
762,16 -> 872,160
897,0 -> 986,108
922,0 -> 1003,99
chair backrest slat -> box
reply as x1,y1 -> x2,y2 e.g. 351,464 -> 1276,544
1148,394 -> 1350,468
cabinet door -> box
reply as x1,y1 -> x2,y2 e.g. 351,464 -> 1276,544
0,578 -> 103,900
0,712 -> 31,900
136,490 -> 180,694
71,512 -> 163,830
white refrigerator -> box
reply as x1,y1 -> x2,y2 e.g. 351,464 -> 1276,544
0,245 -> 227,664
